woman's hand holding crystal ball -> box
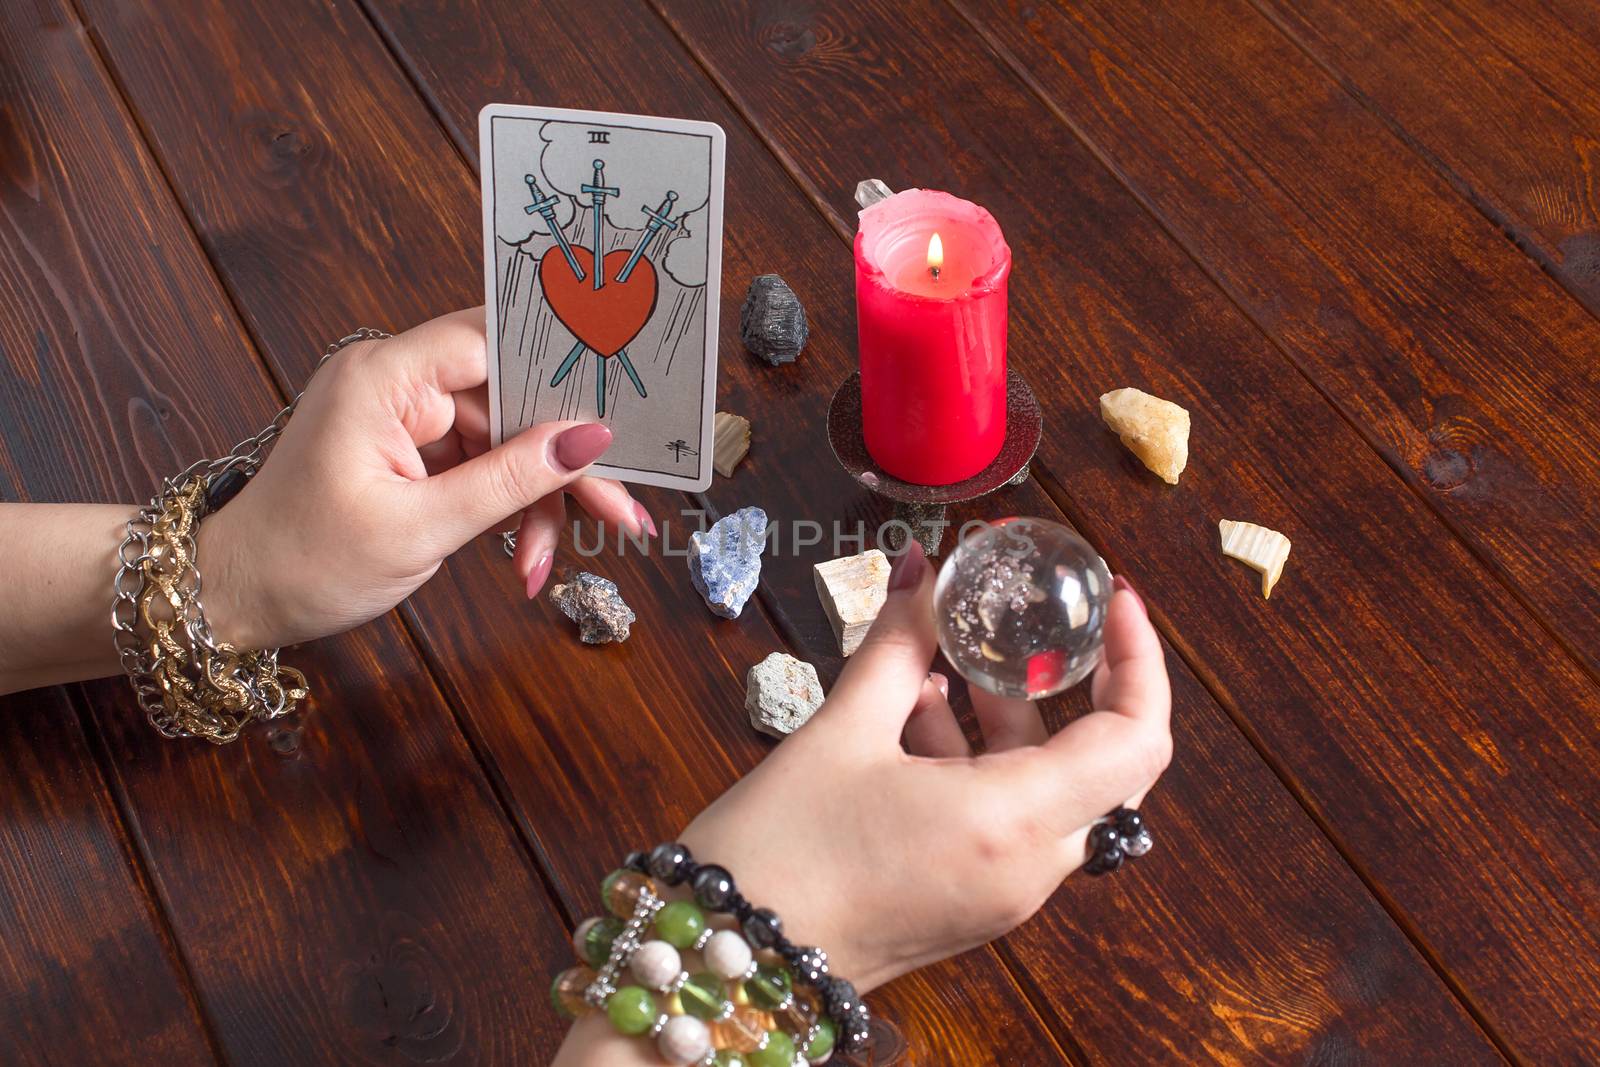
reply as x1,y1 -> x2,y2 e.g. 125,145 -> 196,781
678,542 -> 1173,993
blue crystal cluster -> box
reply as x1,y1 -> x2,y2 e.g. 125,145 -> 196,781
689,506 -> 768,619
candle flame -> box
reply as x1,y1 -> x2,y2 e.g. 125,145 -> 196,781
927,232 -> 944,273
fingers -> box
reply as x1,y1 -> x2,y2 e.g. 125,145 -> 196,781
370,307 -> 490,395
569,476 -> 652,539
814,542 -> 936,743
971,687 -> 1047,752
513,493 -> 565,599
413,420 -> 612,555
902,673 -> 971,758
1093,579 -> 1170,729
992,579 -> 1172,841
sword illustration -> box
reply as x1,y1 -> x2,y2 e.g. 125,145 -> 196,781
523,174 -> 584,281
615,191 -> 679,282
580,159 -> 619,290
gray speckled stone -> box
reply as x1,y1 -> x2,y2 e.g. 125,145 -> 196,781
549,572 -> 634,644
739,275 -> 809,366
745,653 -> 825,738
688,506 -> 768,619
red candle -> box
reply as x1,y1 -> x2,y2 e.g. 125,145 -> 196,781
854,189 -> 1011,485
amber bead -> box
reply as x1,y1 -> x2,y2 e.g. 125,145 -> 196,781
602,869 -> 660,917
710,1005 -> 770,1054
772,987 -> 817,1037
550,965 -> 596,1018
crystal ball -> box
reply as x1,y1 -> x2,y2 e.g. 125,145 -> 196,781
933,518 -> 1112,700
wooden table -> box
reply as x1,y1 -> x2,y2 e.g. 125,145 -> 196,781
3,1 -> 1597,1063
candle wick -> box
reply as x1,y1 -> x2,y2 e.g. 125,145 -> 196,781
929,266 -> 941,281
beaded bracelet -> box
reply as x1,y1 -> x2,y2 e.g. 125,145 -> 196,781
550,842 -> 868,1064
1084,806 -> 1153,875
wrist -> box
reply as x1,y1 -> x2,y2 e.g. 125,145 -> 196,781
195,504 -> 278,650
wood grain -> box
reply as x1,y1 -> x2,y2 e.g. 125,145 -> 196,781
0,2 -> 577,1062
954,0 -> 1600,682
69,0 -> 1069,1059
1249,0 -> 1600,316
0,687 -> 216,1066
361,0 -> 1504,1061
646,0 -> 1600,1059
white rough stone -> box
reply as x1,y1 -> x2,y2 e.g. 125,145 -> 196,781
813,549 -> 891,656
702,928 -> 754,980
745,653 -> 825,738
630,939 -> 682,991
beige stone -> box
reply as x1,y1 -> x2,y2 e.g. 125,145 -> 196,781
813,549 -> 890,656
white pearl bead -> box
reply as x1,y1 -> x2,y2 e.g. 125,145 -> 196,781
656,1014 -> 711,1064
630,939 -> 682,990
702,928 -> 754,980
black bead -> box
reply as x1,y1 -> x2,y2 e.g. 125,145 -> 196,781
819,976 -> 858,1018
648,842 -> 693,885
1087,823 -> 1120,852
1090,845 -> 1125,876
841,1017 -> 872,1053
623,850 -> 650,874
789,947 -> 829,984
204,468 -> 249,512
742,907 -> 783,948
690,864 -> 736,910
1114,808 -> 1144,837
846,1001 -> 871,1027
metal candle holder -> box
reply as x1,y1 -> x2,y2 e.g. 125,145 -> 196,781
826,369 -> 1041,555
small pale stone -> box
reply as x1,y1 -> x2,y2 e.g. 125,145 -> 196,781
549,572 -> 635,644
631,940 -> 683,991
689,506 -> 767,619
812,549 -> 890,657
714,411 -> 751,478
572,917 -> 601,963
855,178 -> 894,208
739,275 -> 809,365
657,1014 -> 712,1064
745,653 -> 824,738
703,929 -> 755,980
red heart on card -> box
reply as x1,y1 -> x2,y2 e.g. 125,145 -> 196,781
540,246 -> 658,357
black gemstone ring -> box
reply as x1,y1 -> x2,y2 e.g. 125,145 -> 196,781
1084,807 -> 1153,876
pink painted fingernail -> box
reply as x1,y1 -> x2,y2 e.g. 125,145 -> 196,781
551,423 -> 612,472
929,671 -> 949,697
1113,574 -> 1147,616
525,553 -> 553,599
888,541 -> 926,592
633,501 -> 657,538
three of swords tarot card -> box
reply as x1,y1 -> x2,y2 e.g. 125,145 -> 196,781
480,104 -> 726,492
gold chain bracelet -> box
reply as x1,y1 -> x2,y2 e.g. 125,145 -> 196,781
111,328 -> 390,743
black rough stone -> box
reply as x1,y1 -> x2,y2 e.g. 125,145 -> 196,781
739,274 -> 809,365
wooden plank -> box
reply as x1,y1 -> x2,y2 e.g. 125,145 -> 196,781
0,3 -> 576,1061
357,0 -> 1503,1061
0,688 -> 216,1066
643,0 -> 1600,1059
956,0 -> 1600,681
1248,0 -> 1600,316
69,0 -> 1068,1060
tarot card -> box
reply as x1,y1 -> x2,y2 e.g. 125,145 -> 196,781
480,103 -> 726,492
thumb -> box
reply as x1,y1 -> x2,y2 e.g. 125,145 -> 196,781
414,420 -> 612,554
816,542 -> 937,744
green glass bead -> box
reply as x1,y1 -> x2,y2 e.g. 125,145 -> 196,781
713,1052 -> 748,1067
804,1015 -> 837,1060
745,962 -> 793,1010
750,1029 -> 795,1067
655,899 -> 708,949
678,970 -> 729,1021
606,985 -> 658,1037
582,916 -> 626,968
